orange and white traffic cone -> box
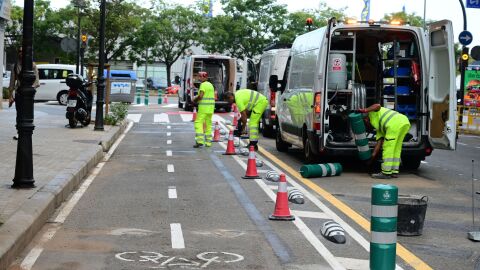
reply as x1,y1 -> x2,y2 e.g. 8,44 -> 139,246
269,174 -> 295,221
223,130 -> 237,155
192,107 -> 197,122
242,146 -> 261,179
212,122 -> 221,142
233,114 -> 238,127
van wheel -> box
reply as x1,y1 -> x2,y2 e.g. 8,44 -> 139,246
57,91 -> 69,106
402,158 -> 422,170
275,125 -> 289,152
303,136 -> 316,164
262,117 -> 274,138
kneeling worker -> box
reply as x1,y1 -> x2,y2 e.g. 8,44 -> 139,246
225,89 -> 268,151
358,104 -> 411,179
193,71 -> 215,148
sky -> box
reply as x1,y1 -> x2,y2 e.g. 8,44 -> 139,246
12,0 -> 480,48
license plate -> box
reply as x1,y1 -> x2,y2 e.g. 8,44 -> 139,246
67,100 -> 77,107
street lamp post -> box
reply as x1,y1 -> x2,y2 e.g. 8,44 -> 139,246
12,0 -> 36,188
73,0 -> 86,74
94,0 -> 106,131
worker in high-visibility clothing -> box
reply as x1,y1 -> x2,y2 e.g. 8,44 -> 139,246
225,89 -> 268,151
193,71 -> 215,148
358,104 -> 411,179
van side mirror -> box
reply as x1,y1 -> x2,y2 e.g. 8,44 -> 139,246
174,75 -> 180,85
269,75 -> 279,92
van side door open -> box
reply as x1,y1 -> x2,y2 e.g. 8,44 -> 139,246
428,20 -> 457,150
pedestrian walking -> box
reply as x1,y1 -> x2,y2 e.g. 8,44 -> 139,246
358,104 -> 411,179
225,89 -> 268,151
8,47 -> 40,140
193,71 -> 215,148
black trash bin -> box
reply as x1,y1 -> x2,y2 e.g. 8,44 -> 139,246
397,195 -> 428,236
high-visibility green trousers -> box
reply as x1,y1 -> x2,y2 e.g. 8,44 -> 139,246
194,112 -> 213,146
249,99 -> 268,143
381,122 -> 411,174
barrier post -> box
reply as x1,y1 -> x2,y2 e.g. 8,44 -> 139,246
136,87 -> 141,104
144,87 -> 149,106
158,89 -> 163,104
370,184 -> 398,270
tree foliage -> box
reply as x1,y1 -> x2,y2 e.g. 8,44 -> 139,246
382,11 -> 425,27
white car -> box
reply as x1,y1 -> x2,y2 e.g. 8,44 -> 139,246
36,64 -> 78,105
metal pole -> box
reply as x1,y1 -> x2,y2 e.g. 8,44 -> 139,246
458,0 -> 468,124
459,0 -> 467,31
144,48 -> 149,106
12,0 -> 36,188
423,0 -> 427,30
94,0 -> 106,131
76,5 -> 81,74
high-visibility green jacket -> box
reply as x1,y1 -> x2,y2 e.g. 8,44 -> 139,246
369,107 -> 410,140
235,89 -> 267,113
198,81 -> 215,114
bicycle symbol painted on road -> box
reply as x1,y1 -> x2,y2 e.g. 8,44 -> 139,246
115,251 -> 244,269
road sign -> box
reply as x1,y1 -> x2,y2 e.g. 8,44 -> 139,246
467,0 -> 480,8
459,30 -> 473,46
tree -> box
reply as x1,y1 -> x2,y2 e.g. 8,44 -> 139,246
147,6 -> 206,87
202,0 -> 288,59
382,11 -> 424,27
277,4 -> 346,44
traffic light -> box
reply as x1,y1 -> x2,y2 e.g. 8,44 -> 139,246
81,34 -> 88,49
461,46 -> 469,69
306,17 -> 313,31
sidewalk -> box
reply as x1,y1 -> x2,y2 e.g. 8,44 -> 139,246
0,102 -> 126,268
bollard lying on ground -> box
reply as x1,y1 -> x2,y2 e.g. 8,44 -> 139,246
299,163 -> 342,178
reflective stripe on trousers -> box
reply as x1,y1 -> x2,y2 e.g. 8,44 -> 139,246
381,123 -> 411,174
249,99 -> 268,142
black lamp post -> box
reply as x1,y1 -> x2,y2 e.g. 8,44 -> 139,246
73,0 -> 86,74
12,0 -> 36,188
94,0 -> 106,131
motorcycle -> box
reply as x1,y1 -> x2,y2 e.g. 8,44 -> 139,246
65,74 -> 94,128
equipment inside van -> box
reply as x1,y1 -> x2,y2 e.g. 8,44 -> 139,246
275,18 -> 457,168
178,55 -> 236,112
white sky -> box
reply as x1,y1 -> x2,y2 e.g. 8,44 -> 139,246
13,0 -> 480,47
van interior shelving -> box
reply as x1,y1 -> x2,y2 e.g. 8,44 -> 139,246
326,29 -> 422,146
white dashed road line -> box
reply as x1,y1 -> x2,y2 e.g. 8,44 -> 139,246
167,140 -> 172,145
166,150 -> 172,157
457,142 -> 467,146
167,125 -> 171,129
168,186 -> 177,199
167,164 -> 175,173
167,132 -> 171,137
180,114 -> 193,122
170,223 -> 185,249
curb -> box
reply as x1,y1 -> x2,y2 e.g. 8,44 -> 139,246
0,120 -> 127,269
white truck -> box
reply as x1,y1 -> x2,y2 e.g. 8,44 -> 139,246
257,47 -> 291,137
273,18 -> 457,168
177,55 -> 256,112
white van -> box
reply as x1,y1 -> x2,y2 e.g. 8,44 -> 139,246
178,55 -> 237,111
257,48 -> 290,137
273,19 -> 457,168
36,64 -> 77,105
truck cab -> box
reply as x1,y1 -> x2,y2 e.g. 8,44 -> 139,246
275,18 -> 457,168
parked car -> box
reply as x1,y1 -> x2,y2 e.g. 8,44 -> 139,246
36,64 -> 79,105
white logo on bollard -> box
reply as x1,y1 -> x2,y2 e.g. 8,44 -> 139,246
383,190 -> 391,200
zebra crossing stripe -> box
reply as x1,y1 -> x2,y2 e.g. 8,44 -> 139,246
127,114 -> 142,123
180,114 -> 192,122
154,113 -> 170,123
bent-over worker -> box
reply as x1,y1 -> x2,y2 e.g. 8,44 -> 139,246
193,71 -> 215,148
225,89 -> 268,151
358,104 -> 411,179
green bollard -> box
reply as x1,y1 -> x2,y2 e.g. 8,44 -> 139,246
158,89 -> 163,104
349,112 -> 372,160
136,87 -> 141,104
144,88 -> 149,106
299,163 -> 342,178
370,184 -> 398,270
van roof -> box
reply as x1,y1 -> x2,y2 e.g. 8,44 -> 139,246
189,55 -> 233,60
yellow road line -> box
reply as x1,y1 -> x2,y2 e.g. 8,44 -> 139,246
258,146 -> 433,270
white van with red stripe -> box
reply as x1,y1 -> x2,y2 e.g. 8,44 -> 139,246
273,18 -> 457,168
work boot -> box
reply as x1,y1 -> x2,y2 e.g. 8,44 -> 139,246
391,174 -> 398,178
193,143 -> 204,148
371,172 -> 392,179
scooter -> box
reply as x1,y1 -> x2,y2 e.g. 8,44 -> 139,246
65,74 -> 94,128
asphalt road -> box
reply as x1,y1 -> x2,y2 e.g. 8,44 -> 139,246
8,98 -> 480,270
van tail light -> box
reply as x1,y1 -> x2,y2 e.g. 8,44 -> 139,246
313,93 -> 322,131
425,146 -> 433,156
270,91 -> 276,107
215,90 -> 218,101
68,89 -> 77,97
187,78 -> 191,88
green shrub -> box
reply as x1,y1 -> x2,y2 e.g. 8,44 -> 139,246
104,102 -> 129,125
3,87 -> 9,99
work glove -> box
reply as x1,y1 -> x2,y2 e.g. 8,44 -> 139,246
356,108 -> 368,114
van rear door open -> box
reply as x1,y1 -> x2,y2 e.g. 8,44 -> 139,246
427,20 -> 457,150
